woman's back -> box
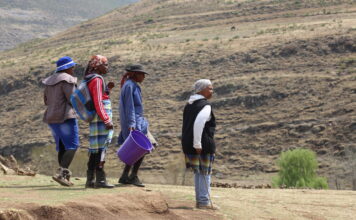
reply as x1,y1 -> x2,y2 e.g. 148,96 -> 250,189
42,72 -> 77,123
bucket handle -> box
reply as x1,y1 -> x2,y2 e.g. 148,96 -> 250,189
147,144 -> 155,154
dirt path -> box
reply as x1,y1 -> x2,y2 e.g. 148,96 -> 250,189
1,175 -> 356,219
0,192 -> 222,220
0,175 -> 222,220
148,184 -> 356,220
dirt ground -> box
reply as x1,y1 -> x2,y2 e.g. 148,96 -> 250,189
0,175 -> 222,220
0,175 -> 355,220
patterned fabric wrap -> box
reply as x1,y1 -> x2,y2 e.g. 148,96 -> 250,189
185,153 -> 215,175
89,55 -> 108,68
89,99 -> 113,153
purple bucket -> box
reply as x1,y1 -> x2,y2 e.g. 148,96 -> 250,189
117,130 -> 153,165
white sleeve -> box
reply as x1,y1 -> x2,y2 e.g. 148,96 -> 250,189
193,105 -> 211,149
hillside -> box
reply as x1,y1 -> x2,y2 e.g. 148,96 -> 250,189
0,0 -> 137,51
0,0 -> 355,189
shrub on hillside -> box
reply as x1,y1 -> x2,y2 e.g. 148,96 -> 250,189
272,148 -> 328,189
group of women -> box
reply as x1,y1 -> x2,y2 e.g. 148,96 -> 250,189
42,55 -> 217,209
43,55 -> 152,188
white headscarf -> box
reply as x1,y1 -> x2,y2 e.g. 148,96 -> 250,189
194,79 -> 212,93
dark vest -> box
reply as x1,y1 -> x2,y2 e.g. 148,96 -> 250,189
181,98 -> 216,154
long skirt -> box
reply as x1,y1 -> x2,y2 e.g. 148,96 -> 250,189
88,100 -> 113,153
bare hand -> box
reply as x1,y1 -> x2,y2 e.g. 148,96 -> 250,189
107,82 -> 115,90
105,122 -> 113,130
196,148 -> 202,154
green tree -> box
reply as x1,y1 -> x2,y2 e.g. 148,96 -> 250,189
272,148 -> 328,189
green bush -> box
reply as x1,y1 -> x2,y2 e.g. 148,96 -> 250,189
272,148 -> 328,189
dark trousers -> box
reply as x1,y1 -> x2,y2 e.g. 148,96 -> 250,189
87,149 -> 105,172
122,156 -> 144,178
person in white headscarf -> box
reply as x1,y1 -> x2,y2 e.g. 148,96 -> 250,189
181,79 -> 218,210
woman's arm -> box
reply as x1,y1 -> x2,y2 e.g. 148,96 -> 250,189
62,82 -> 76,103
122,85 -> 136,129
193,105 -> 211,152
88,78 -> 111,124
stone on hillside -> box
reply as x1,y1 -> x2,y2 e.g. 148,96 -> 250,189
17,168 -> 36,176
0,162 -> 4,175
0,155 -> 19,171
0,162 -> 16,175
0,155 -> 36,176
317,148 -> 328,155
8,155 -> 19,170
0,155 -> 7,166
295,124 -> 313,133
312,125 -> 326,134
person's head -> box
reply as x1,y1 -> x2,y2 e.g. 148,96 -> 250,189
56,56 -> 76,75
129,71 -> 145,83
85,55 -> 108,75
63,67 -> 74,75
194,79 -> 213,99
121,64 -> 148,87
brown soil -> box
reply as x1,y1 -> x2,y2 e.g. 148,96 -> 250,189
0,175 -> 355,220
0,175 -> 222,220
0,190 -> 222,220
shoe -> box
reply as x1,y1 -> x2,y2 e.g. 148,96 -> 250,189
130,175 -> 145,187
85,170 -> 95,188
196,203 -> 219,210
66,176 -> 74,186
118,176 -> 131,184
52,168 -> 71,187
63,168 -> 74,186
52,175 -> 71,186
95,169 -> 114,189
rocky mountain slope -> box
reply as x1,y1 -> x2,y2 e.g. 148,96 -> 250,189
0,0 -> 355,189
0,0 -> 137,51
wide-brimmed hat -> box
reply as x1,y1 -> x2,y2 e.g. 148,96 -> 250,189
125,64 -> 149,74
56,56 -> 77,72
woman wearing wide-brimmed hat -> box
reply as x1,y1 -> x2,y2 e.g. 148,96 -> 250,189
117,64 -> 153,187
84,55 -> 115,189
42,56 -> 79,187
